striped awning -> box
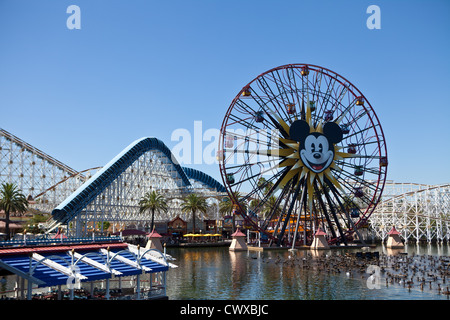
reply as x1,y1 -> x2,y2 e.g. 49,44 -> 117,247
0,242 -> 170,288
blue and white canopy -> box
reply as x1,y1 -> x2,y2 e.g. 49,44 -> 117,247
0,242 -> 174,288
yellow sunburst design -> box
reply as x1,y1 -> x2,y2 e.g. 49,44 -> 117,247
266,101 -> 358,212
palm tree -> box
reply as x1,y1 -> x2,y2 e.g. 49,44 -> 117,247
219,192 -> 247,215
139,190 -> 168,231
181,193 -> 208,233
0,183 -> 28,240
257,177 -> 274,195
262,195 -> 281,220
249,198 -> 260,212
219,197 -> 233,216
219,192 -> 247,232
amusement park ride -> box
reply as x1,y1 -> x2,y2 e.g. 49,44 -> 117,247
218,63 -> 388,246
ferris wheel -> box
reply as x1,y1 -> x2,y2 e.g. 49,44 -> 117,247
218,64 -> 388,246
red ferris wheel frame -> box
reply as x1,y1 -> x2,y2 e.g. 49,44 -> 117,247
219,63 -> 388,245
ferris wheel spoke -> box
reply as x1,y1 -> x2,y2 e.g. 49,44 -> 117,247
224,147 -> 293,159
272,179 -> 299,243
237,98 -> 288,134
362,166 -> 382,176
248,90 -> 291,137
326,181 -> 363,237
326,180 -> 368,236
337,180 -> 376,209
265,180 -> 294,231
227,113 -> 261,132
318,76 -> 338,115
233,97 -> 259,115
250,171 -> 288,203
226,129 -> 281,149
333,167 -> 378,194
229,161 -> 287,191
278,179 -> 306,244
334,83 -> 350,109
310,68 -> 323,102
334,160 -> 380,177
271,70 -> 293,106
313,181 -> 338,239
342,124 -> 375,140
346,109 -> 369,127
269,69 -> 297,102
254,168 -> 291,205
349,139 -> 381,149
256,77 -> 284,111
347,148 -> 383,167
260,180 -> 292,231
322,178 -> 348,244
284,67 -> 303,110
224,157 -> 279,172
262,111 -> 290,138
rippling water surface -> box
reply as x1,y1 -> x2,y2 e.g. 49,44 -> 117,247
165,244 -> 450,300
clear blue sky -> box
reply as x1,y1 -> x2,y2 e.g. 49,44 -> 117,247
1,0 -> 449,185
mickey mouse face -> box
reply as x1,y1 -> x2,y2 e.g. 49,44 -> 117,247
301,133 -> 334,173
289,120 -> 343,173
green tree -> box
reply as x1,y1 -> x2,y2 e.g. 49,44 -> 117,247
0,183 -> 28,240
139,191 -> 168,231
249,198 -> 260,212
257,177 -> 274,195
96,221 -> 111,234
219,197 -> 233,216
181,193 -> 208,233
262,195 -> 281,220
219,192 -> 247,232
25,212 -> 49,234
219,192 -> 247,215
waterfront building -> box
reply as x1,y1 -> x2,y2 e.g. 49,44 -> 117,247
229,228 -> 247,251
0,237 -> 176,300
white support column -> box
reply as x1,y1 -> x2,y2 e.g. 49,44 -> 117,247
14,275 -> 19,299
416,212 -> 420,243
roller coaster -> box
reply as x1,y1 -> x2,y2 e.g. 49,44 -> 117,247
1,129 -> 226,237
369,182 -> 450,243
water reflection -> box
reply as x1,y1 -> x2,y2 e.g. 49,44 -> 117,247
166,244 -> 450,300
2,244 -> 448,300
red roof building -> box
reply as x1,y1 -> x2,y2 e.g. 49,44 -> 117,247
229,228 -> 247,251
147,229 -> 162,238
315,228 -> 327,236
231,228 -> 246,237
388,226 -> 401,235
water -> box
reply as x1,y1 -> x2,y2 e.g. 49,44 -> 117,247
165,244 -> 450,300
2,244 -> 449,300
